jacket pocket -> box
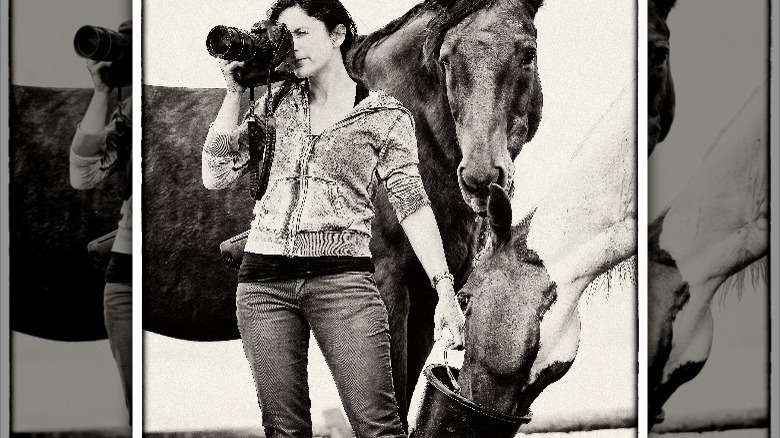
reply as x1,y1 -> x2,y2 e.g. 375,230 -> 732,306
253,177 -> 296,231
298,176 -> 352,232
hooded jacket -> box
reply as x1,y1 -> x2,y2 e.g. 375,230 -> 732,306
202,81 -> 430,257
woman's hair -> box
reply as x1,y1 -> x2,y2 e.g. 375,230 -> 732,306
268,0 -> 358,61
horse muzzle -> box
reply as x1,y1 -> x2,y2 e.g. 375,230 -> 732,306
411,364 -> 533,438
458,165 -> 510,214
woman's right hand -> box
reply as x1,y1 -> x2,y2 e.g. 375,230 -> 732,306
220,59 -> 246,95
86,60 -> 113,94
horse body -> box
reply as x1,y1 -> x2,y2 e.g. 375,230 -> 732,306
9,85 -> 123,341
648,81 -> 768,421
455,82 -> 636,417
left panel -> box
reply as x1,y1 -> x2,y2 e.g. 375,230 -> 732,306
7,0 -> 133,434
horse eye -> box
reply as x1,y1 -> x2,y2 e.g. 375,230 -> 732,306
651,47 -> 669,67
439,57 -> 451,69
521,48 -> 536,67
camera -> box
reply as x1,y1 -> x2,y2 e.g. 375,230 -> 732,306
206,20 -> 296,88
74,20 -> 132,88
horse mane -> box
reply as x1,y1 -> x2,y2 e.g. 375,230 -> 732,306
583,256 -> 636,303
350,0 -> 542,78
716,256 -> 769,306
421,0 -> 499,69
348,2 -> 434,77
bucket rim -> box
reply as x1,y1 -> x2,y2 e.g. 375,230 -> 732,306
423,364 -> 533,425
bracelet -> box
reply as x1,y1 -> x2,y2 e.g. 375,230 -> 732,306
431,271 -> 455,289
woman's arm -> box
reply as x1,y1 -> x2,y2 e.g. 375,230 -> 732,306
202,60 -> 253,190
400,206 -> 466,348
379,111 -> 466,348
70,60 -> 119,190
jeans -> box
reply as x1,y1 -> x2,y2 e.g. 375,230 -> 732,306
104,281 -> 132,422
236,271 -> 406,438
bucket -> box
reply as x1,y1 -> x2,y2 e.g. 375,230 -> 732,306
410,364 -> 532,438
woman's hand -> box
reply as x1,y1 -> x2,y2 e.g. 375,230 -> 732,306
434,279 -> 466,349
220,59 -> 246,95
86,60 -> 113,94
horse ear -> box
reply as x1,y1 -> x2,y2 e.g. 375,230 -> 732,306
488,183 -> 512,246
652,0 -> 677,19
526,0 -> 544,17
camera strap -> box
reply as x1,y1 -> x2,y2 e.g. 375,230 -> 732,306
247,78 -> 293,200
112,87 -> 132,200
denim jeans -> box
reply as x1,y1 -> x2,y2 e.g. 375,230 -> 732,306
236,271 -> 406,438
104,281 -> 132,422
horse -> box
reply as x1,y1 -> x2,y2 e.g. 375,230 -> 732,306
438,81 -> 635,425
647,80 -> 769,426
143,0 -> 544,424
8,85 -> 123,342
648,0 -> 676,155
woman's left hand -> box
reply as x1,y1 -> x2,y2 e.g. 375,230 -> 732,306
434,281 -> 466,349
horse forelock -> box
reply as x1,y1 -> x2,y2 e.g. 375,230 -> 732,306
421,0 -> 540,74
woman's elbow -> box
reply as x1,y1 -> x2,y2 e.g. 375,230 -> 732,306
69,174 -> 94,190
201,172 -> 227,190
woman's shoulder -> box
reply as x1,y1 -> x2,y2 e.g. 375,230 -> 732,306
363,88 -> 407,110
359,88 -> 414,126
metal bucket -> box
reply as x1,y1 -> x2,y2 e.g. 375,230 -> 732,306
410,364 -> 532,438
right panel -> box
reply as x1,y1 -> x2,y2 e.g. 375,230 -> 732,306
648,0 -> 770,435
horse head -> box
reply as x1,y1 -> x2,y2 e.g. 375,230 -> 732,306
648,0 -> 676,154
454,83 -> 636,419
648,81 -> 768,426
350,0 -> 543,214
456,185 -> 559,416
426,0 -> 543,212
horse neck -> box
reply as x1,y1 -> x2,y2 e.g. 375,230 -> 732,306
359,7 -> 460,169
359,4 -> 478,261
526,81 -> 637,299
658,81 -> 769,297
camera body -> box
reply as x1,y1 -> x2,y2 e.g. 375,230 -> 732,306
73,20 -> 132,88
207,20 -> 296,88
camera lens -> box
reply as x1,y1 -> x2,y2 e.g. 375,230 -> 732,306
207,26 -> 258,62
74,25 -> 130,62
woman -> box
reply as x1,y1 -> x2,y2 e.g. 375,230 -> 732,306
202,1 -> 464,436
69,45 -> 133,421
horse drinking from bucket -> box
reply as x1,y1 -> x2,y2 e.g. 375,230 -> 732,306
648,81 -> 769,426
143,0 -> 544,423
412,82 -> 636,437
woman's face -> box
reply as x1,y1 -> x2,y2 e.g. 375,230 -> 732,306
278,5 -> 342,78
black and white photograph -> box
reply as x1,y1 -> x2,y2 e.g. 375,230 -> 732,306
142,0 -> 636,436
648,0 -> 771,436
5,0 -> 133,434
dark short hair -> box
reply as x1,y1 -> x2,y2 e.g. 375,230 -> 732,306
268,0 -> 358,61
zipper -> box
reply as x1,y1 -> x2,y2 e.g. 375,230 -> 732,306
284,84 -> 412,255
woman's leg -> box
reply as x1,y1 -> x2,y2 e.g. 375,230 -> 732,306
302,272 -> 406,438
103,281 -> 132,419
237,280 -> 313,438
